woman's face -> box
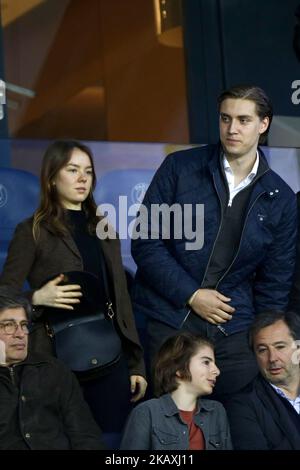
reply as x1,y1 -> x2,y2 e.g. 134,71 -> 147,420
185,345 -> 220,396
53,148 -> 94,210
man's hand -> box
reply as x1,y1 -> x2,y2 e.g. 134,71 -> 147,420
130,375 -> 148,403
32,274 -> 82,309
0,339 -> 6,365
189,288 -> 235,325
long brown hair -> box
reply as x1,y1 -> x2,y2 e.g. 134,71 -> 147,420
33,140 -> 98,241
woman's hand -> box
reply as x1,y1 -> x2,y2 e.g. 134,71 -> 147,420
130,375 -> 148,402
32,274 -> 82,309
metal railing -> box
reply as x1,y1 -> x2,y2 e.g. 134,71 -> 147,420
0,79 -> 35,120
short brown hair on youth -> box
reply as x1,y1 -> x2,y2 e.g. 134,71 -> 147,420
153,332 -> 215,397
218,84 -> 273,144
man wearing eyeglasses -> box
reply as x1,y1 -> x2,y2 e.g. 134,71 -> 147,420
0,311 -> 29,366
0,288 -> 105,450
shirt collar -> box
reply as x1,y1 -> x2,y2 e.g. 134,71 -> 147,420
222,151 -> 259,179
270,383 -> 300,403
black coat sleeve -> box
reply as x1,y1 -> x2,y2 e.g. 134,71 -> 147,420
226,396 -> 270,450
289,191 -> 300,310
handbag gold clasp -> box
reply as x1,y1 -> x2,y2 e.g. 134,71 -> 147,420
106,301 -> 115,319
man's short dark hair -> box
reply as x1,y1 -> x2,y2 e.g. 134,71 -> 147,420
248,310 -> 300,351
153,332 -> 215,397
218,84 -> 273,144
0,287 -> 31,320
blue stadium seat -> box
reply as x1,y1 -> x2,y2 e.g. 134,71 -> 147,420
94,169 -> 155,274
0,168 -> 40,272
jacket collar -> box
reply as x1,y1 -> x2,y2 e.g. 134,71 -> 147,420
160,393 -> 216,417
209,143 -> 283,204
42,221 -> 82,261
0,352 -> 50,371
42,219 -> 118,291
255,375 -> 300,448
208,142 -> 270,176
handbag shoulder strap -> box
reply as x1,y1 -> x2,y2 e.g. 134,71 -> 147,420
98,254 -> 115,319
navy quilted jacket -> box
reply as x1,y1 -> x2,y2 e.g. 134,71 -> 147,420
131,144 -> 297,334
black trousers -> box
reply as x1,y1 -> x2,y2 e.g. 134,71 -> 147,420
147,312 -> 258,403
81,354 -> 132,433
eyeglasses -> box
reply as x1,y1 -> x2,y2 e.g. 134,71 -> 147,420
0,320 -> 30,335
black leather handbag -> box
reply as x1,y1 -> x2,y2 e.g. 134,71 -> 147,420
45,270 -> 122,380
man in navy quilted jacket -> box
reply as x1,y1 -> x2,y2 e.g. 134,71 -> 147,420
131,84 -> 297,402
293,3 -> 300,61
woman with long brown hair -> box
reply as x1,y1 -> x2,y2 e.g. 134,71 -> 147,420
0,140 -> 147,433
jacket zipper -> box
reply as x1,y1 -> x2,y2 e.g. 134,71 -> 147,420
215,189 -> 266,335
215,164 -> 270,290
215,190 -> 267,291
181,173 -> 226,331
8,366 -> 15,386
185,164 -> 269,330
199,172 -> 225,289
200,167 -> 269,335
181,173 -> 225,328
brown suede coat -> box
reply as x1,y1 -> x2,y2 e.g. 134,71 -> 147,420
0,217 -> 145,377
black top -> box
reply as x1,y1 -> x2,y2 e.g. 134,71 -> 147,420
66,210 -> 106,280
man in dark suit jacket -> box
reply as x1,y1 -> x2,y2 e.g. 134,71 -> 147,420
289,191 -> 300,310
226,310 -> 300,450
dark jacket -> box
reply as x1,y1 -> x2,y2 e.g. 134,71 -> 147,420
0,218 -> 145,377
294,3 -> 300,61
120,393 -> 232,450
226,375 -> 300,450
289,191 -> 300,310
0,353 -> 105,450
131,144 -> 297,333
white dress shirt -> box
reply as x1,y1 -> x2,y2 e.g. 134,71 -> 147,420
223,151 -> 259,206
270,383 -> 300,414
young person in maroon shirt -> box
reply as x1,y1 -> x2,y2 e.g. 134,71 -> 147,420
120,332 -> 232,450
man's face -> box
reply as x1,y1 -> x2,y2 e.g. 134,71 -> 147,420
219,98 -> 269,161
0,307 -> 28,366
253,320 -> 300,387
